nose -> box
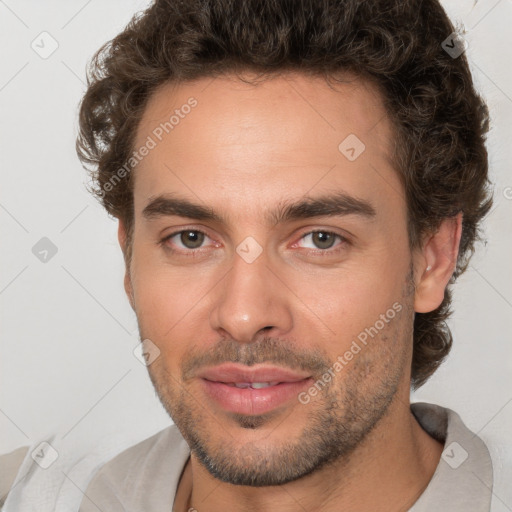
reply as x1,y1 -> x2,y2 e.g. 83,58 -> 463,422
209,248 -> 293,343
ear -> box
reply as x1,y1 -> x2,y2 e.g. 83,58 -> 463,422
413,213 -> 463,313
118,219 -> 135,310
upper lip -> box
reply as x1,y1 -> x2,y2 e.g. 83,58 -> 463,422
197,363 -> 311,383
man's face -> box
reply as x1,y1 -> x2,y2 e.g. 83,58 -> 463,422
126,72 -> 417,485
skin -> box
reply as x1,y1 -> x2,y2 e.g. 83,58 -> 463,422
118,71 -> 462,512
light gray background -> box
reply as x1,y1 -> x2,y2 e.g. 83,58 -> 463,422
1,0 -> 511,508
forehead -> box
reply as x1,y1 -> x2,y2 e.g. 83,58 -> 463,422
132,72 -> 403,222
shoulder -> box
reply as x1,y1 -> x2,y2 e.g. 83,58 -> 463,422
79,424 -> 190,511
87,423 -> 188,480
0,446 -> 29,509
412,401 -> 492,465
1,425 -> 190,512
410,402 -> 494,511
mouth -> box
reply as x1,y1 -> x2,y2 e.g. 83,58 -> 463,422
197,363 -> 313,416
223,381 -> 281,389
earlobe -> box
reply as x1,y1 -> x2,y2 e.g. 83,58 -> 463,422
118,218 -> 127,253
124,272 -> 135,311
414,213 -> 463,313
118,219 -> 135,310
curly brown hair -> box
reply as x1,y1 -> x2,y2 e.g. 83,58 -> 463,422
76,0 -> 492,389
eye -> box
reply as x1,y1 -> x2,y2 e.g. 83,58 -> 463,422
297,231 -> 345,250
161,229 -> 212,251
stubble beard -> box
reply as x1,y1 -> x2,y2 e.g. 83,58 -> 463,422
142,274 -> 415,487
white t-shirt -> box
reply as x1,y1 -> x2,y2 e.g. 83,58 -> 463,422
1,402 -> 494,511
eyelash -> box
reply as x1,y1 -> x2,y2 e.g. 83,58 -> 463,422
294,231 -> 347,254
159,229 -> 349,256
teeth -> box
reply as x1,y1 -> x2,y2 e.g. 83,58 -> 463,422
250,382 -> 275,389
233,382 -> 251,389
229,382 -> 279,389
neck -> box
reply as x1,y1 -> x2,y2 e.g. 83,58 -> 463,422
174,393 -> 443,512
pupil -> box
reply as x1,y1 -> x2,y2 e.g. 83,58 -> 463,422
181,231 -> 204,248
313,232 -> 334,249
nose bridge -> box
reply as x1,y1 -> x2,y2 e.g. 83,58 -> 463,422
209,247 -> 293,342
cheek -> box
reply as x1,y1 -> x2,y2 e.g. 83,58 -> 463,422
130,250 -> 219,365
286,253 -> 408,342
133,272 -> 207,338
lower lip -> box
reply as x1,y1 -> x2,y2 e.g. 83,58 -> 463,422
201,378 -> 312,415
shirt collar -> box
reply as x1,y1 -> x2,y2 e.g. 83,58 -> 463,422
409,402 -> 493,511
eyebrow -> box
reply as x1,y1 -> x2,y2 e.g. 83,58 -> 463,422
271,192 -> 376,225
143,195 -> 222,222
142,192 -> 376,225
